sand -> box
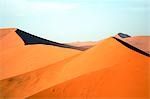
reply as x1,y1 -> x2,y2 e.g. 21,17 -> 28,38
123,36 -> 150,54
67,41 -> 98,50
28,37 -> 149,99
0,28 -> 149,99
0,28 -> 24,52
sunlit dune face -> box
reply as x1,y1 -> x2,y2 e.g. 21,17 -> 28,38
0,28 -> 24,51
0,44 -> 81,80
0,28 -> 16,38
27,37 -> 149,99
28,59 -> 149,99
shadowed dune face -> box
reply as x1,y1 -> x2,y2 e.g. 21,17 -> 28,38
0,28 -> 83,51
15,29 -> 83,50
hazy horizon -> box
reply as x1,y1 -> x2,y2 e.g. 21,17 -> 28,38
0,0 -> 149,42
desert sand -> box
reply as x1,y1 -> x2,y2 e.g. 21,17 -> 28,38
0,28 -> 149,99
67,41 -> 98,51
27,37 -> 149,99
122,36 -> 150,54
0,28 -> 24,52
0,28 -> 81,80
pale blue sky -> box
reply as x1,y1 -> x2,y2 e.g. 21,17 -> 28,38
0,0 -> 149,42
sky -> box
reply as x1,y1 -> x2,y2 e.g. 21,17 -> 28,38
0,0 -> 149,42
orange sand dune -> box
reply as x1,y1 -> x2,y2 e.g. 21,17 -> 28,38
0,28 -> 81,80
1,36 -> 149,98
0,45 -> 81,80
28,38 -> 149,99
28,58 -> 149,99
0,28 -> 24,51
0,54 -> 80,98
67,36 -> 150,53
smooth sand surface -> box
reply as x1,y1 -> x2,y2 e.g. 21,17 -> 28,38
0,28 -> 24,52
67,41 -> 98,50
1,37 -> 149,99
0,54 -> 80,98
0,45 -> 81,80
28,38 -> 149,99
0,28 -> 81,80
0,28 -> 149,99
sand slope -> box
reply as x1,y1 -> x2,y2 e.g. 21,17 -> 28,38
0,28 -> 81,80
0,28 -> 24,52
0,28 -> 81,98
0,28 -> 149,99
1,37 -> 149,99
28,37 -> 149,99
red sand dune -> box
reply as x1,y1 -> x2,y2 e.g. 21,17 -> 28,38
0,28 -> 149,99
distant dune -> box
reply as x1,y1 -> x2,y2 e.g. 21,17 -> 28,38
68,33 -> 150,54
122,36 -> 150,54
0,28 -> 149,99
67,41 -> 98,50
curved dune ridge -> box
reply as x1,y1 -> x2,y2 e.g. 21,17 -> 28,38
0,28 -> 149,99
68,33 -> 150,54
0,28 -> 81,80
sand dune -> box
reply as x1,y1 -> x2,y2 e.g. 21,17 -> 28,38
122,36 -> 150,54
0,28 -> 24,51
0,28 -> 81,80
0,28 -> 149,99
27,37 -> 149,99
67,41 -> 98,50
114,33 -> 149,54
